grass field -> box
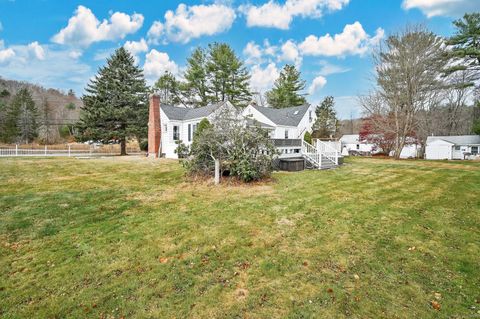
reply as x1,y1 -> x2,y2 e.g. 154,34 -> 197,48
1,157 -> 479,318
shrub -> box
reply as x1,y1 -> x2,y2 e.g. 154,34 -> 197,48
139,139 -> 148,151
303,131 -> 312,144
185,107 -> 277,182
175,140 -> 189,159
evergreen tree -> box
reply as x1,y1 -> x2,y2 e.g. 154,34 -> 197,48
447,13 -> 480,133
206,43 -> 252,107
0,88 -> 10,142
266,64 -> 306,109
39,97 -> 56,144
7,88 -> 38,144
312,96 -> 338,138
183,48 -> 210,107
154,72 -> 184,105
76,47 -> 149,155
447,13 -> 480,79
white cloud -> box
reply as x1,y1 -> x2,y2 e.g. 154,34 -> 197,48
241,0 -> 350,30
124,38 -> 148,64
28,41 -> 45,60
0,47 -> 15,64
318,60 -> 350,75
52,5 -> 144,47
242,39 -> 279,65
0,43 -> 92,94
0,40 -> 15,64
280,40 -> 302,67
250,63 -> 279,92
243,41 -> 263,64
68,50 -> 82,59
299,22 -> 384,57
147,21 -> 164,45
402,0 -> 480,18
143,49 -> 179,83
308,75 -> 327,94
163,3 -> 236,43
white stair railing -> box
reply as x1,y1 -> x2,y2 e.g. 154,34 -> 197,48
316,140 -> 339,166
301,140 -> 321,168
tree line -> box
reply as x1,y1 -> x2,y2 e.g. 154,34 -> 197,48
0,82 -> 79,144
360,13 -> 480,158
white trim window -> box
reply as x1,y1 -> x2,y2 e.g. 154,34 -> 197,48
285,129 -> 289,139
173,125 -> 180,141
188,124 -> 192,142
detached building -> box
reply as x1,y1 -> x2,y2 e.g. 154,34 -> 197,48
425,135 -> 480,160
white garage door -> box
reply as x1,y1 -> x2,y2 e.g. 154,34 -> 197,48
426,145 -> 451,160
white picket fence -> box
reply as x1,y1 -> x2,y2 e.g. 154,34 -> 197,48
0,145 -> 143,157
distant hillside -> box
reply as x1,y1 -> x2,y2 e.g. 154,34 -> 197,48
0,77 -> 83,143
338,118 -> 362,136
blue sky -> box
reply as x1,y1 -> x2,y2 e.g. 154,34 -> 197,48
0,0 -> 479,118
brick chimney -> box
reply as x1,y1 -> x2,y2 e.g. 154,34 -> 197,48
148,94 -> 161,158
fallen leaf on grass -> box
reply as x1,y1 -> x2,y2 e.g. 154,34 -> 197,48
434,292 -> 442,300
431,300 -> 441,310
408,246 -> 416,251
159,257 -> 169,264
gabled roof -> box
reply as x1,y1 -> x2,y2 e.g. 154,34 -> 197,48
251,104 -> 310,127
246,118 -> 274,129
426,135 -> 480,145
161,101 -> 227,121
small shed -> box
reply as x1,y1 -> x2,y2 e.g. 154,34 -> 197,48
425,139 -> 453,160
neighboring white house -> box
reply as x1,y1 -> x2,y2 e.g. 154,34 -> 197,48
425,135 -> 480,160
339,134 -> 420,158
339,134 -> 376,155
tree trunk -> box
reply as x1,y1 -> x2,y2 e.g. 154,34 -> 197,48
120,139 -> 127,156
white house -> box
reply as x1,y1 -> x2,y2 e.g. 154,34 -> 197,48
147,94 -> 339,169
339,134 -> 420,158
339,134 -> 376,155
148,94 -> 317,159
425,135 -> 480,160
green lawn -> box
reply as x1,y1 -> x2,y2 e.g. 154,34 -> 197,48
0,157 -> 479,318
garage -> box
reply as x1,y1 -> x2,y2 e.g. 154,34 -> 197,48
425,139 -> 453,160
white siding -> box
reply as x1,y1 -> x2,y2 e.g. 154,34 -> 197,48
425,140 -> 453,160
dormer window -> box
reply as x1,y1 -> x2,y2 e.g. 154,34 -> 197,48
285,129 -> 289,139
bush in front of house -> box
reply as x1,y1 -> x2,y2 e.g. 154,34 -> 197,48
185,107 -> 277,182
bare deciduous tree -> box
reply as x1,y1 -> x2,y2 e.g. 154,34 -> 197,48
363,25 -> 448,159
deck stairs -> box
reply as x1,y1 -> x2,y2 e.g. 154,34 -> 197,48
301,140 -> 339,170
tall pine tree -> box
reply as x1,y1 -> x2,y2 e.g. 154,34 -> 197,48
76,47 -> 148,155
207,43 -> 252,107
447,13 -> 480,134
7,88 -> 38,144
183,48 -> 210,107
312,96 -> 338,139
154,71 -> 184,106
266,64 -> 306,109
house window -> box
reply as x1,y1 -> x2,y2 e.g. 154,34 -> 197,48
173,125 -> 180,141
454,145 -> 461,151
164,124 -> 167,132
188,124 -> 192,142
193,123 -> 198,137
285,129 -> 289,139
309,111 -> 313,122
356,144 -> 360,150
472,146 -> 478,155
